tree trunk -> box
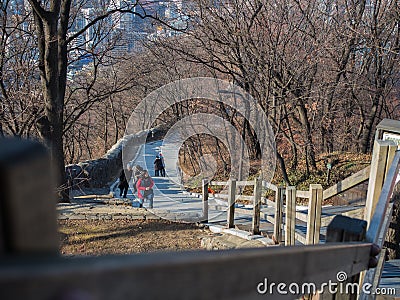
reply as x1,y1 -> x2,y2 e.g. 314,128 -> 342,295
359,100 -> 378,154
30,1 -> 69,202
297,103 -> 317,170
277,150 -> 291,186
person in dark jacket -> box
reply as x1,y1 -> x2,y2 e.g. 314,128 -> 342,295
136,170 -> 154,208
118,164 -> 132,198
154,155 -> 163,177
159,153 -> 166,177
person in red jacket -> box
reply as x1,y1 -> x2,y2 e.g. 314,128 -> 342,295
136,170 -> 154,208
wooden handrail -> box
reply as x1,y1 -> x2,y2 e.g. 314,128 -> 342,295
263,181 -> 278,192
210,181 -> 228,186
365,150 -> 400,245
360,150 -> 400,300
323,166 -> 370,200
0,243 -> 372,300
296,190 -> 310,199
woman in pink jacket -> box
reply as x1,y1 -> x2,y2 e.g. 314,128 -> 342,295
136,170 -> 154,208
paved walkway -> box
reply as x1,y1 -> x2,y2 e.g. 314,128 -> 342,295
57,188 -> 161,221
59,140 -> 276,234
112,140 -> 229,222
114,140 -> 275,231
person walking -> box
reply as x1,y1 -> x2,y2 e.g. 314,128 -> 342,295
118,164 -> 132,198
154,155 -> 163,177
132,165 -> 143,194
159,152 -> 166,177
136,170 -> 154,208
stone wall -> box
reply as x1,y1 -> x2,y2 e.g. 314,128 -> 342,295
66,130 -> 150,189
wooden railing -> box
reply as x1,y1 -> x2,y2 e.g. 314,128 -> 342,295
322,166 -> 370,200
1,136 -> 398,300
204,176 -> 366,246
360,147 -> 400,300
202,141 -> 396,250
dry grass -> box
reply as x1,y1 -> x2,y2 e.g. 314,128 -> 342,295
58,219 -> 212,256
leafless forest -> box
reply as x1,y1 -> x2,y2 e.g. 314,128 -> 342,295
1,0 -> 399,195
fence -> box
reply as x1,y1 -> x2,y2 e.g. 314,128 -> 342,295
201,140 -> 396,250
1,135 -> 399,299
203,171 -> 366,246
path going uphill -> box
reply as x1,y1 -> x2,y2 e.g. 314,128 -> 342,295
112,140 -> 228,223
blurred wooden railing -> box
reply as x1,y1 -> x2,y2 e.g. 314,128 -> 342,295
1,137 -> 398,300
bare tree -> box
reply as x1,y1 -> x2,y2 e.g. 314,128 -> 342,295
21,0 -> 173,200
151,0 -> 400,181
0,1 -> 43,138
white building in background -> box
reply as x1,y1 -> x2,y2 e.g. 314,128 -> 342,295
82,8 -> 96,50
108,0 -> 134,30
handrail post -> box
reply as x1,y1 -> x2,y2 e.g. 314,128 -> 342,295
323,215 -> 367,299
364,140 -> 397,223
285,186 -> 296,246
252,177 -> 262,235
227,178 -> 237,228
202,179 -> 209,223
274,186 -> 285,243
0,138 -> 59,255
306,184 -> 323,245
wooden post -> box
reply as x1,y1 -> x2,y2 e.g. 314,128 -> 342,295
252,177 -> 262,235
202,179 -> 209,223
385,143 -> 398,179
306,184 -> 323,245
323,215 -> 368,300
0,138 -> 59,255
227,178 -> 237,228
364,140 -> 396,224
285,186 -> 296,246
274,186 -> 284,243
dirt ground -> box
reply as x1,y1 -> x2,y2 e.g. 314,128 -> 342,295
58,219 -> 212,256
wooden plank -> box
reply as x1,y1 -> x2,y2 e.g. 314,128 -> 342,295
285,186 -> 296,246
237,195 -> 254,201
202,179 -> 209,223
296,211 -> 308,223
0,243 -> 372,300
214,193 -> 228,199
306,184 -> 323,245
227,178 -> 237,228
263,198 -> 276,207
252,178 -> 262,234
236,180 -> 254,186
214,194 -> 254,201
372,248 -> 387,296
361,202 -> 397,300
274,187 -> 284,242
321,207 -> 365,227
234,207 -> 275,225
0,138 -> 59,255
360,151 -> 400,300
295,231 -> 307,245
366,150 -> 400,243
364,140 -> 394,223
263,181 -> 278,192
210,181 -> 228,186
322,205 -> 361,215
323,166 -> 370,200
324,215 -> 368,300
385,144 -> 398,181
375,118 -> 400,139
326,215 -> 367,243
266,215 -> 275,224
234,207 -> 252,215
296,190 -> 310,199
